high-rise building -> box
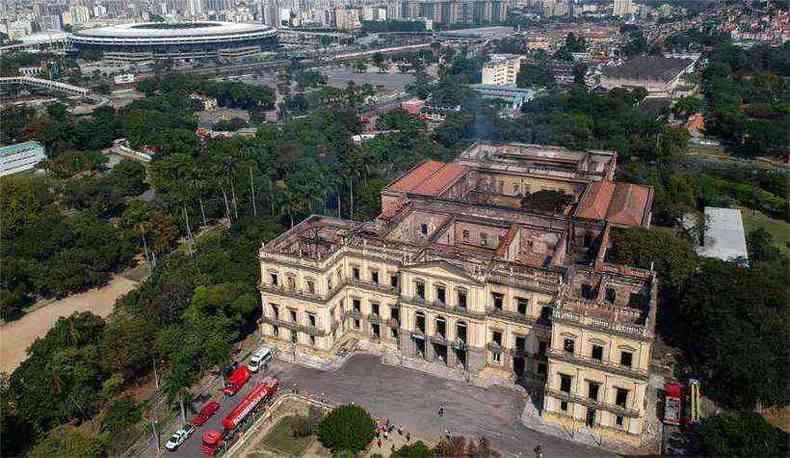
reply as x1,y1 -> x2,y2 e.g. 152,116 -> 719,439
334,7 -> 361,30
263,0 -> 280,26
395,0 -> 509,25
542,0 -> 569,17
613,0 -> 632,17
387,0 -> 401,19
70,5 -> 90,25
188,0 -> 204,17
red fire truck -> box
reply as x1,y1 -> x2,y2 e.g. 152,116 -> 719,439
664,382 -> 683,426
222,366 -> 251,396
664,380 -> 701,426
201,378 -> 280,456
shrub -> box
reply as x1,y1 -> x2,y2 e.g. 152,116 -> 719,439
317,405 -> 375,454
392,441 -> 435,458
308,404 -> 323,429
291,415 -> 312,438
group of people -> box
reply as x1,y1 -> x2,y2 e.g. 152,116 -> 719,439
373,418 -> 411,452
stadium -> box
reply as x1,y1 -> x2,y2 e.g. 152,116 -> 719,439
71,22 -> 278,63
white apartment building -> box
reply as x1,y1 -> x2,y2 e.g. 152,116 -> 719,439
0,142 -> 47,177
482,54 -> 523,86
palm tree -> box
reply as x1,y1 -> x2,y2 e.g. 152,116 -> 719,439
162,365 -> 197,427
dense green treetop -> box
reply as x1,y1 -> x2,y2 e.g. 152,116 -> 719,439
317,405 -> 376,453
697,411 -> 789,458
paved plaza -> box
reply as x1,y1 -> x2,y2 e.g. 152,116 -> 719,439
166,353 -> 614,458
270,354 -> 614,458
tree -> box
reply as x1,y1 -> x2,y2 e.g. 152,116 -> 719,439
162,364 -> 197,426
317,405 -> 376,453
622,31 -> 649,57
697,411 -> 789,458
672,96 -> 702,119
675,259 -> 789,409
392,441 -> 435,457
746,227 -> 778,263
101,397 -> 142,434
572,63 -> 588,86
406,70 -> 433,99
184,282 -> 258,329
27,425 -> 106,458
108,160 -> 148,196
0,174 -> 52,238
372,52 -> 387,73
516,64 -> 555,88
99,317 -> 157,381
8,312 -> 108,435
606,227 -> 698,300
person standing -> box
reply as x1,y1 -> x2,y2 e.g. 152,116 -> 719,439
534,445 -> 543,458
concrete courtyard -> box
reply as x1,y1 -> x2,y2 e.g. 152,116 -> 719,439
165,353 -> 615,458
270,354 -> 614,458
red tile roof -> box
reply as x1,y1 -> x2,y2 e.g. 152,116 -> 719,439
575,181 -> 652,227
606,183 -> 651,227
385,160 -> 469,197
575,181 -> 615,221
411,163 -> 468,196
386,160 -> 445,193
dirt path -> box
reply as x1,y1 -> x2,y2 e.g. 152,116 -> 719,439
0,276 -> 139,374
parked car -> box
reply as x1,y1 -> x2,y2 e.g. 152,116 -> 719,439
191,401 -> 220,426
248,346 -> 273,373
164,424 -> 196,451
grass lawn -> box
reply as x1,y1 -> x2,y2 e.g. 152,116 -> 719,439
259,416 -> 314,457
740,209 -> 790,254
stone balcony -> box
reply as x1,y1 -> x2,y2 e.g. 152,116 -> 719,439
348,278 -> 399,296
365,313 -> 383,324
260,315 -> 328,336
487,306 -> 552,329
545,388 -> 640,418
260,277 -> 399,305
400,296 -> 485,320
547,349 -> 649,381
260,283 -> 324,303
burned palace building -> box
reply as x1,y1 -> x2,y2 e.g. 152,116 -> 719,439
258,142 -> 657,447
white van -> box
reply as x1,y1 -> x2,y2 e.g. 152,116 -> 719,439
248,346 -> 273,373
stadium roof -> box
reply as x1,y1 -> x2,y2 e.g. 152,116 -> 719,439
74,21 -> 272,39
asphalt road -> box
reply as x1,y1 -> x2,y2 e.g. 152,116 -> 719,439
164,354 -> 614,458
165,365 -> 274,458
